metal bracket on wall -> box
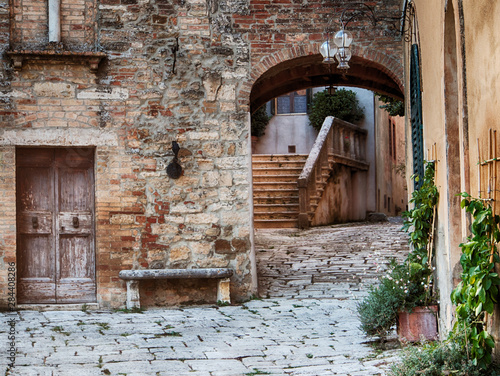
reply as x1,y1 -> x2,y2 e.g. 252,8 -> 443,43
166,141 -> 183,179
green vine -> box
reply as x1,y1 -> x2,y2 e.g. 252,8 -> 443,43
357,162 -> 439,338
451,193 -> 500,369
402,161 -> 439,306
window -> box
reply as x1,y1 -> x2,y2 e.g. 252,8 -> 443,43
389,120 -> 397,161
274,89 -> 311,114
410,43 -> 425,189
388,120 -> 393,158
392,122 -> 397,161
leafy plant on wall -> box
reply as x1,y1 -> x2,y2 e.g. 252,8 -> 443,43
251,105 -> 271,138
357,162 -> 439,337
307,88 -> 364,131
451,193 -> 500,369
375,93 -> 405,117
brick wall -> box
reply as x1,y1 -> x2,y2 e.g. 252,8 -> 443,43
0,0 -> 255,309
10,0 -> 96,49
0,0 -> 403,309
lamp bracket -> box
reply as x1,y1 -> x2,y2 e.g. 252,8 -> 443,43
325,2 -> 401,33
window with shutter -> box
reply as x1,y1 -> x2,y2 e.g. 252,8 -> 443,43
410,43 -> 425,190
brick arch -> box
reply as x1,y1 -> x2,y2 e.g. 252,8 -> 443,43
243,44 -> 404,113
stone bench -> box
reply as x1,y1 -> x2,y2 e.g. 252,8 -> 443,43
118,268 -> 233,309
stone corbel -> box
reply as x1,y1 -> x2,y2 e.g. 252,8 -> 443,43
7,50 -> 107,73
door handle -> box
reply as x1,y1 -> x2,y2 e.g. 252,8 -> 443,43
72,216 -> 79,228
32,216 -> 38,229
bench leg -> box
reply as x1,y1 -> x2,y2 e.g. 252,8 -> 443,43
126,280 -> 140,309
217,278 -> 231,304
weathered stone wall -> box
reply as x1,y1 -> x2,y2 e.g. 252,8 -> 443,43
0,0 -> 255,309
0,0 -> 404,309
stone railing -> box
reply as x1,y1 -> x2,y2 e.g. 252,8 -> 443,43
297,117 -> 368,229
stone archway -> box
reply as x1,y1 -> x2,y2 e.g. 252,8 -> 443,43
247,45 -> 404,228
248,47 -> 404,113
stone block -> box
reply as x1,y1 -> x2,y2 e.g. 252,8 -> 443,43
34,82 -> 75,98
77,88 -> 129,100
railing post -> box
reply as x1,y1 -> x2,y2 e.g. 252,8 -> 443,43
298,176 -> 310,229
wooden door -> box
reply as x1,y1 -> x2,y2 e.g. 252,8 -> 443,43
17,148 -> 96,304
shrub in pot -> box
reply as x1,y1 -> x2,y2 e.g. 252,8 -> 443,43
357,161 -> 439,341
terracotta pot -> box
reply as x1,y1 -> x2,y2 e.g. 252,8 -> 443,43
397,305 -> 438,342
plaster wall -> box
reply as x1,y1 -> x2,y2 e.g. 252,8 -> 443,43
374,105 -> 407,216
462,0 -> 500,197
253,114 -> 318,155
408,0 -> 500,335
407,0 -> 455,333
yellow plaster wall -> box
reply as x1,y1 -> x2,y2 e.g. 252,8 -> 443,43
408,0 -> 500,338
463,0 -> 500,198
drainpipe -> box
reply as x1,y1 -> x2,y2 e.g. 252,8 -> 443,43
48,0 -> 61,43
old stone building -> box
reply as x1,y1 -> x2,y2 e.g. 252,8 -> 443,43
0,0 -> 403,309
402,0 -> 500,352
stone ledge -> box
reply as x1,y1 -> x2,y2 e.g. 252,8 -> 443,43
119,268 -> 234,280
16,303 -> 99,311
7,50 -> 107,72
119,268 -> 234,309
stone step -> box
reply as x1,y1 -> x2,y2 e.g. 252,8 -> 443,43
253,181 -> 298,190
254,219 -> 298,228
252,154 -> 308,162
253,204 -> 299,213
253,196 -> 299,205
254,211 -> 300,220
252,167 -> 303,176
253,189 -> 299,198
252,174 -> 300,183
252,162 -> 307,170
252,154 -> 307,228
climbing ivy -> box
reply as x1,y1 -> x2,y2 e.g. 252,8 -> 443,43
451,193 -> 500,369
402,161 -> 439,306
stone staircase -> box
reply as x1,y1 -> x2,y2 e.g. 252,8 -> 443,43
252,154 -> 308,228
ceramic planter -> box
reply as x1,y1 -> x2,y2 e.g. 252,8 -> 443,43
397,305 -> 438,342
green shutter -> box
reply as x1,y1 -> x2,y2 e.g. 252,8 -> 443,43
410,44 -> 424,189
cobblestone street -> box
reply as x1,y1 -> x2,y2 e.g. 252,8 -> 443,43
2,221 -> 410,376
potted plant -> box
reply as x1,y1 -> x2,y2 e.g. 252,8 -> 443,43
357,161 -> 439,342
307,88 -> 364,131
387,193 -> 500,374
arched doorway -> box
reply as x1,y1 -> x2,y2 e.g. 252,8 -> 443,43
249,51 -> 405,228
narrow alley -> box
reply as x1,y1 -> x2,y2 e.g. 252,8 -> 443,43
2,221 -> 410,376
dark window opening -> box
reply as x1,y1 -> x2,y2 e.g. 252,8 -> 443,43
275,89 -> 311,114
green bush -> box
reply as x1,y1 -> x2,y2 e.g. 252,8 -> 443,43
357,262 -> 405,337
375,93 -> 404,117
388,338 -> 500,376
358,162 -> 438,338
357,260 -> 434,337
307,88 -> 364,131
251,105 -> 271,137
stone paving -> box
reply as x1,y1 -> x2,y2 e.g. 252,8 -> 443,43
1,221 -> 410,376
